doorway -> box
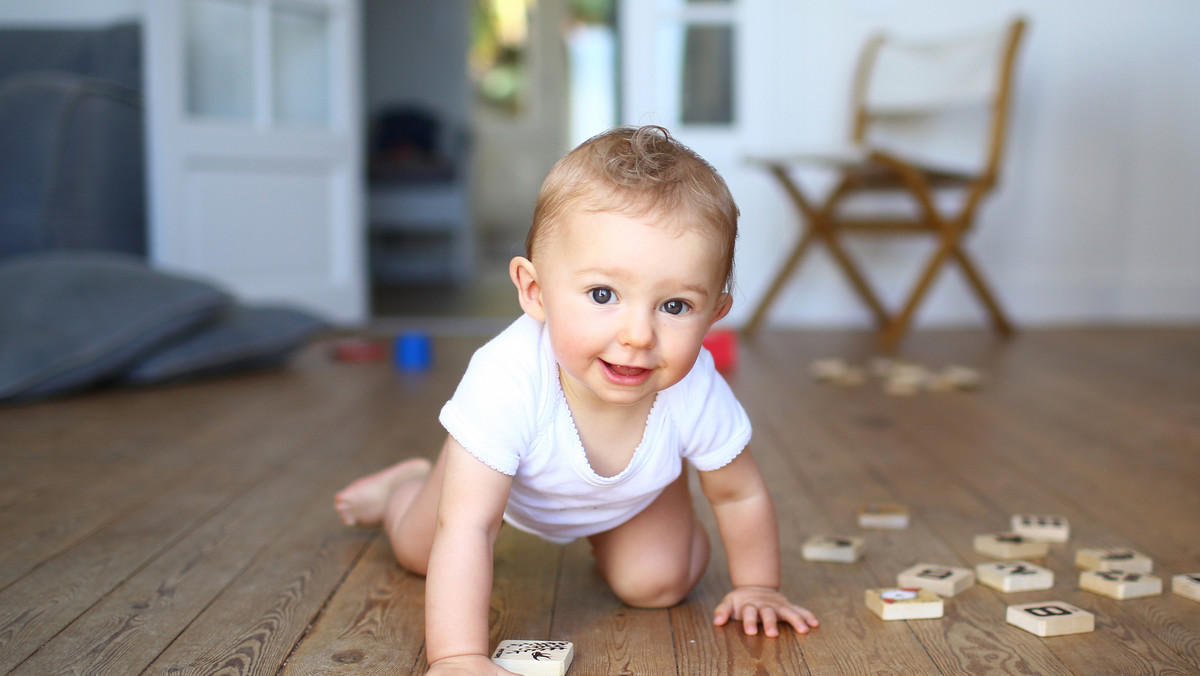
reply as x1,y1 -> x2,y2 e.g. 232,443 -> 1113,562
362,0 -> 617,323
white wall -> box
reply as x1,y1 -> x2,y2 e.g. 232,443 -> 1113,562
656,0 -> 1200,328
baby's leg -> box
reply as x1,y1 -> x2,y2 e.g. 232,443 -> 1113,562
334,457 -> 432,527
333,436 -> 452,575
587,469 -> 709,608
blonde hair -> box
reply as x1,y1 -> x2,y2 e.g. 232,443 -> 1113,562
526,125 -> 739,292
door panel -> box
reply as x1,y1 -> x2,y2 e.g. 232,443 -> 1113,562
146,0 -> 365,323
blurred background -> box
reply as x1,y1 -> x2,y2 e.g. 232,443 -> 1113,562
2,0 -> 1197,333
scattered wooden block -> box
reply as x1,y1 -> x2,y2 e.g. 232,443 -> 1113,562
1006,601 -> 1094,637
940,365 -> 983,390
802,535 -> 865,563
1075,547 -> 1153,573
976,560 -> 1054,592
491,640 -> 574,676
857,503 -> 910,530
865,587 -> 944,620
974,533 -> 1050,560
897,563 -> 975,597
1173,573 -> 1200,602
809,358 -> 848,382
883,365 -> 927,396
833,366 -> 867,386
923,373 -> 959,392
869,357 -> 896,377
1011,514 -> 1070,542
1080,570 -> 1163,600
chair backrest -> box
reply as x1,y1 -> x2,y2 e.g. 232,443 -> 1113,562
850,17 -> 1027,180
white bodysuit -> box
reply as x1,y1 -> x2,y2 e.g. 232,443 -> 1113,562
438,315 -> 751,544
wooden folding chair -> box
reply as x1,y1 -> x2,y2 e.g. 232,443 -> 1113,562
745,17 -> 1027,348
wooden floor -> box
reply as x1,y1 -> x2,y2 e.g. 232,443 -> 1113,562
1,327 -> 1198,675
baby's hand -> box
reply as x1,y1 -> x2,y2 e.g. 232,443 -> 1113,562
428,654 -> 518,676
713,586 -> 819,637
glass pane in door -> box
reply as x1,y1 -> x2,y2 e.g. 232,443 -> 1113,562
680,23 -> 734,124
273,5 -> 331,126
186,0 -> 254,120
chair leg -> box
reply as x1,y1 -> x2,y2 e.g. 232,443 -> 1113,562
952,248 -> 1015,337
879,239 -> 957,350
818,230 -> 891,330
744,230 -> 816,337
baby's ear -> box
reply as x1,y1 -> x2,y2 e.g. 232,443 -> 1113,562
509,256 -> 546,321
710,292 -> 733,326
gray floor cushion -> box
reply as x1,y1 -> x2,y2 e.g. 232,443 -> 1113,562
121,304 -> 326,384
0,251 -> 231,401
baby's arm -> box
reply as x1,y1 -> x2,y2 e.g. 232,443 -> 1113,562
424,437 -> 518,675
698,450 -> 819,637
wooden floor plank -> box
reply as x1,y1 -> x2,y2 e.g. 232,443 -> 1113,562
3,355 -> 401,675
725,408 -> 943,670
142,492 -> 371,675
0,368 -> 386,672
3,329 -> 1199,675
673,481 -> 816,676
548,539 -> 678,676
740,339 -> 1074,676
779,332 -> 1200,674
279,537 -> 427,676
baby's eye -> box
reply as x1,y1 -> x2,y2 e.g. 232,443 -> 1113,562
661,299 -> 691,316
589,287 -> 615,304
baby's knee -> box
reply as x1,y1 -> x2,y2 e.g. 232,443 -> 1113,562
393,546 -> 430,577
387,523 -> 432,576
608,568 -> 695,609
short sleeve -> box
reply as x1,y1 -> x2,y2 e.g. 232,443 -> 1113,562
672,349 -> 753,472
438,317 -> 546,475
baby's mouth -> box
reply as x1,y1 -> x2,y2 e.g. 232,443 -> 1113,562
603,360 -> 650,379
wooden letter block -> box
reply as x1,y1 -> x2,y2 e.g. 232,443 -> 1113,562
976,560 -> 1054,592
492,640 -> 574,676
1011,514 -> 1070,542
865,587 -> 944,620
1006,601 -> 1094,637
803,535 -> 865,563
897,563 -> 975,597
809,358 -> 848,381
1075,547 -> 1153,573
974,532 -> 1050,560
858,503 -> 910,530
1080,570 -> 1163,600
1173,573 -> 1200,602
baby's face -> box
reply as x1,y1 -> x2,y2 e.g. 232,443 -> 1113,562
531,209 -> 731,410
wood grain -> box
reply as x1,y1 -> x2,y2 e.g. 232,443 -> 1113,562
1,328 -> 1198,674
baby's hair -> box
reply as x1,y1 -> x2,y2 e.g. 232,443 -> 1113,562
527,125 -> 739,292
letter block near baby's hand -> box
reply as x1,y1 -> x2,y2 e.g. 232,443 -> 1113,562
491,641 -> 574,676
976,560 -> 1054,592
1080,569 -> 1163,600
1011,514 -> 1070,542
1174,573 -> 1200,602
1006,601 -> 1094,637
865,587 -> 944,620
802,535 -> 865,563
1075,547 -> 1153,573
974,532 -> 1049,560
897,563 -> 975,597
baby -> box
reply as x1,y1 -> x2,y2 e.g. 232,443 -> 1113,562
335,125 -> 818,675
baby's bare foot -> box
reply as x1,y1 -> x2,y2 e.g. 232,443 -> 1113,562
334,458 -> 432,527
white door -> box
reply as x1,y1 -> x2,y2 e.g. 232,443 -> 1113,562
619,0 -> 779,327
144,0 -> 365,324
